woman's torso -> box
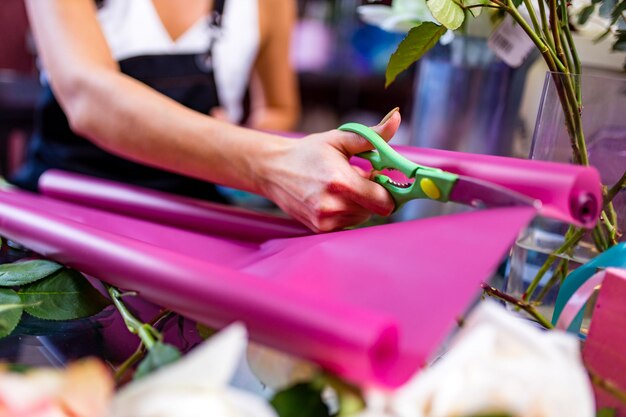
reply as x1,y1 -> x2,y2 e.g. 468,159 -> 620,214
12,0 -> 260,200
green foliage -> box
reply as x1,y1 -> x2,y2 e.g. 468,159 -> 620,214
386,23 -> 447,87
597,408 -> 617,417
579,5 -> 596,25
614,30 -> 626,51
427,0 -> 465,30
511,0 -> 523,8
270,382 -> 331,417
0,288 -> 25,338
134,342 -> 182,380
0,259 -> 63,287
18,268 -> 110,321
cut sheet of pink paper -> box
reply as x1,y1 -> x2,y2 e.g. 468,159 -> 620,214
583,268 -> 626,416
351,145 -> 601,227
0,186 -> 536,387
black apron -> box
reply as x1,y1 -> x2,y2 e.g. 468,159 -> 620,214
12,0 -> 229,202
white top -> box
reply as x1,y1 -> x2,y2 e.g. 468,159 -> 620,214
97,0 -> 259,122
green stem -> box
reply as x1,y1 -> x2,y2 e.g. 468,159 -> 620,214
605,170 -> 626,206
523,227 -> 585,301
506,1 -> 565,72
536,257 -> 569,302
593,224 -> 609,252
538,0 -> 554,49
589,368 -> 626,406
601,211 -> 618,245
106,285 -> 159,349
523,0 -> 543,35
482,283 -> 553,329
114,343 -> 146,383
561,0 -> 582,101
549,0 -> 568,70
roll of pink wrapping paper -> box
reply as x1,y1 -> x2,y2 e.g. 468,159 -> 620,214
39,170 -> 310,242
0,186 -> 536,387
351,145 -> 602,228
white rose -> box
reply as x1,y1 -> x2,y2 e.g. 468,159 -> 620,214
107,324 -> 277,417
246,343 -> 318,391
359,301 -> 594,417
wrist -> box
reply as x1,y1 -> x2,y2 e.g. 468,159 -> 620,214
246,133 -> 292,197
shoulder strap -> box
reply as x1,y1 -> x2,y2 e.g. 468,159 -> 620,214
212,0 -> 226,28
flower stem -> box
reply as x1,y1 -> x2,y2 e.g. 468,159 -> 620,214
523,227 -> 585,301
482,283 -> 553,328
114,343 -> 146,383
589,368 -> 626,406
106,285 -> 160,349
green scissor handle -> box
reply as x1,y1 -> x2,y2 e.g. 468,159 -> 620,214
338,122 -> 458,208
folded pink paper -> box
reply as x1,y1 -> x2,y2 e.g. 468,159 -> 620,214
0,185 -> 535,387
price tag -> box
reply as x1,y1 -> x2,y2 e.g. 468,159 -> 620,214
488,15 -> 535,67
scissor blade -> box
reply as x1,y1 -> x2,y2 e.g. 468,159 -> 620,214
449,176 -> 540,209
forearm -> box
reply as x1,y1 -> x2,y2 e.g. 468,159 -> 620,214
67,69 -> 286,195
247,106 -> 300,131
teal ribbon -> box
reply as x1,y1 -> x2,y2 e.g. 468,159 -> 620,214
552,242 -> 626,334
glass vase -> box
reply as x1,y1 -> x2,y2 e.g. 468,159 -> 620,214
505,71 -> 626,327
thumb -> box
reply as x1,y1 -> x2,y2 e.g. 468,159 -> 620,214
331,107 -> 401,156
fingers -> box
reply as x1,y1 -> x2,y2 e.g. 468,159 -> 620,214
309,197 -> 374,232
336,174 -> 394,216
330,107 -> 401,156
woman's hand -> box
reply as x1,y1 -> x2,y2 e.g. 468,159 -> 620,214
257,109 -> 401,232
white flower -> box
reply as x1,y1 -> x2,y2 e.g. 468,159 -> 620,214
246,344 -> 318,391
358,301 -> 595,417
357,0 -> 438,33
107,324 -> 278,417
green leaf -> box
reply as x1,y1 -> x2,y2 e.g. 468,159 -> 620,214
134,342 -> 181,380
578,5 -> 596,25
196,322 -> 217,340
386,23 -> 447,87
0,288 -> 24,338
18,268 -> 110,321
271,383 -> 331,417
613,31 -> 626,51
611,0 -> 626,21
511,0 -> 523,8
0,259 -> 63,287
465,0 -> 491,16
427,0 -> 464,29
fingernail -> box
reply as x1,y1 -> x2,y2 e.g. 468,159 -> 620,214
378,107 -> 400,126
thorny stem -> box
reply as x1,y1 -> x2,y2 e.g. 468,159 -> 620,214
482,283 -> 553,329
549,0 -> 568,70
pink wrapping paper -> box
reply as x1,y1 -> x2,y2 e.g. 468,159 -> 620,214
583,268 -> 626,416
39,170 -> 310,242
351,145 -> 602,227
0,183 -> 536,387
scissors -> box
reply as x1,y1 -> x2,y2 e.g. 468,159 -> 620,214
339,122 -> 540,211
